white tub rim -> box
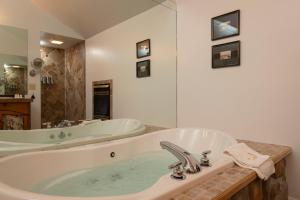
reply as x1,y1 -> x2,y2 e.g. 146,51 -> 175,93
0,118 -> 146,157
0,118 -> 143,135
0,128 -> 237,200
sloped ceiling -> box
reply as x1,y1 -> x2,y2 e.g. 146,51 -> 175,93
32,0 -> 166,39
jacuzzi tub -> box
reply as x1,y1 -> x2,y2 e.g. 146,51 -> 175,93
0,128 -> 236,200
0,119 -> 145,157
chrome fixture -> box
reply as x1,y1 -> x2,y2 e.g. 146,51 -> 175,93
41,75 -> 54,85
30,58 -> 44,77
200,150 -> 211,167
160,141 -> 201,175
42,122 -> 52,129
168,161 -> 186,180
31,58 -> 44,69
56,120 -> 73,128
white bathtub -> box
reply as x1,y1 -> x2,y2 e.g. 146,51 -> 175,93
0,119 -> 145,157
0,128 -> 236,200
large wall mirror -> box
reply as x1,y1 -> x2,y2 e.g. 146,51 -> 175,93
37,0 -> 177,128
0,0 -> 176,130
0,25 -> 28,96
0,0 -> 177,152
85,0 -> 177,128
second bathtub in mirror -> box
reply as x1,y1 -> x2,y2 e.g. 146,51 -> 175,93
0,119 -> 145,157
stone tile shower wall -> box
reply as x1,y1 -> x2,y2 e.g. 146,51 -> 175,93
65,42 -> 86,121
41,47 -> 66,124
40,42 -> 85,125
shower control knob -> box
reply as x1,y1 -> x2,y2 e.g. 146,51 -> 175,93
200,150 -> 211,167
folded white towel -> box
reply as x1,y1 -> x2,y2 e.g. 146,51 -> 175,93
224,143 -> 275,180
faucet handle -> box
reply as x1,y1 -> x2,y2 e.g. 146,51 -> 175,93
200,150 -> 211,167
168,161 -> 183,169
201,150 -> 211,156
42,122 -> 52,129
67,121 -> 75,127
168,161 -> 186,180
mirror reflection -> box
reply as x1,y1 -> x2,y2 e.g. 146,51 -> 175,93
0,0 -> 177,153
36,0 -> 177,129
0,25 -> 28,96
85,1 -> 177,128
40,32 -> 85,127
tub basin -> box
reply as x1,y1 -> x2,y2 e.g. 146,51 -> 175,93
0,128 -> 236,200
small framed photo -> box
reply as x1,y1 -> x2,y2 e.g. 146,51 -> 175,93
136,60 -> 151,78
136,39 -> 151,58
211,10 -> 240,41
212,41 -> 240,69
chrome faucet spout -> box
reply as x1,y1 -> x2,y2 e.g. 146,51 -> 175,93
160,141 -> 201,174
160,141 -> 188,168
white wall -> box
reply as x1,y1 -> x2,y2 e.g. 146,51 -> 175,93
86,5 -> 177,127
0,0 -> 82,128
177,0 -> 300,198
0,25 -> 27,57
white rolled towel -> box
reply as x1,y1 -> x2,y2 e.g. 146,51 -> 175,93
224,143 -> 275,180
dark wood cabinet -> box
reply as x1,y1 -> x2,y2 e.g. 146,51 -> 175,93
0,98 -> 32,130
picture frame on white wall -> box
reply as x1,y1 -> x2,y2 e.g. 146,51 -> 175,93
136,39 -> 151,58
212,41 -> 240,69
136,60 -> 151,78
211,10 -> 240,41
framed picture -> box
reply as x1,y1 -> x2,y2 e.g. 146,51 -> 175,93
212,41 -> 240,69
211,10 -> 240,41
136,39 -> 151,58
136,60 -> 150,78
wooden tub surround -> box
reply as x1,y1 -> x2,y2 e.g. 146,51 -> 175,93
144,126 -> 292,200
169,141 -> 291,200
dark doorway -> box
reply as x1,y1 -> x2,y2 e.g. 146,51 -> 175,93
93,80 -> 112,120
